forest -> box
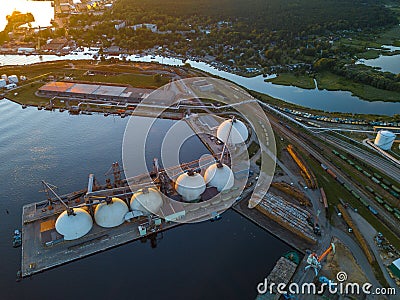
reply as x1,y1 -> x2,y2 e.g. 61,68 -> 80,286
110,0 -> 397,33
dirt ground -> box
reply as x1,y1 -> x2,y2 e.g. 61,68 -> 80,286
320,238 -> 368,285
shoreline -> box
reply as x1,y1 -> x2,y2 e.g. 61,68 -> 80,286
1,59 -> 399,122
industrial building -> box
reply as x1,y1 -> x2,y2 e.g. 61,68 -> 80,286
38,81 -> 154,103
374,130 -> 396,151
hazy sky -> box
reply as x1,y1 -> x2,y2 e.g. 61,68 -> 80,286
0,0 -> 54,31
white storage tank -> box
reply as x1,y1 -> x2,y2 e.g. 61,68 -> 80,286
8,75 -> 19,84
217,118 -> 248,144
94,197 -> 129,228
130,188 -> 163,214
55,208 -> 93,240
374,130 -> 396,151
204,162 -> 234,192
0,79 -> 6,88
175,170 -> 206,202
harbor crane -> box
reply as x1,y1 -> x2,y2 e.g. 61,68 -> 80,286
305,243 -> 336,276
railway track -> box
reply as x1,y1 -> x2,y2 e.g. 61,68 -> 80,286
269,117 -> 400,238
317,132 -> 400,182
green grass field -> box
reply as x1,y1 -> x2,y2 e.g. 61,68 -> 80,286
315,71 -> 400,102
7,82 -> 49,105
2,61 -> 173,106
266,73 -> 316,89
264,71 -> 400,102
357,49 -> 381,60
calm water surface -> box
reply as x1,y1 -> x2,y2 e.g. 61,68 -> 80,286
360,54 -> 400,74
0,99 -> 291,300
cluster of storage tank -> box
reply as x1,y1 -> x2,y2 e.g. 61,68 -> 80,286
175,118 -> 248,202
55,161 -> 236,240
175,161 -> 235,201
0,74 -> 24,88
55,189 -> 165,241
55,118 -> 249,240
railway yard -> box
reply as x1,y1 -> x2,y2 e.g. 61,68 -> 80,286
4,63 -> 400,298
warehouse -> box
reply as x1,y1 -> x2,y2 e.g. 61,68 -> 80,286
38,81 -> 154,103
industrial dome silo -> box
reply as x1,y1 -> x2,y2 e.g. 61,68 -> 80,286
94,197 -> 129,228
55,208 -> 93,240
217,118 -> 248,144
8,75 -> 19,84
204,162 -> 234,192
374,130 -> 396,151
175,170 -> 206,202
130,188 -> 163,214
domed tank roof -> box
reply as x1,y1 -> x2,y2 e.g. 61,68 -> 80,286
130,188 -> 163,214
55,208 -> 93,240
175,170 -> 206,202
204,162 -> 234,192
217,119 -> 248,144
374,130 -> 396,151
94,197 -> 129,228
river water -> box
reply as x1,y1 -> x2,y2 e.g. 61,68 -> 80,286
1,52 -> 399,115
356,45 -> 400,74
359,54 -> 400,74
0,99 -> 291,300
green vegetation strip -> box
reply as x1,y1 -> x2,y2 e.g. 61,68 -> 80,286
265,71 -> 400,102
266,73 -> 315,90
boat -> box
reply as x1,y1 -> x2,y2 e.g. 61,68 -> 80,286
21,104 -> 27,109
16,270 -> 22,282
283,250 -> 300,265
13,229 -> 22,248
